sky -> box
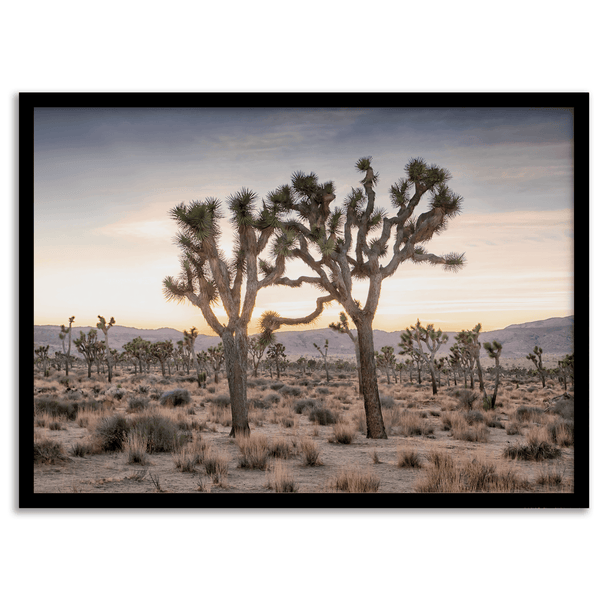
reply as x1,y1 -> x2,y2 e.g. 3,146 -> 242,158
33,105 -> 575,334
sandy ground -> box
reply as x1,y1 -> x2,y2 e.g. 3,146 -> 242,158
32,370 -> 575,495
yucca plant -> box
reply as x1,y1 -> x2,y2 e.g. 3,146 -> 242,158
483,340 -> 502,409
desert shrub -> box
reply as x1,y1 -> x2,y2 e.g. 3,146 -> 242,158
546,419 -> 574,447
207,393 -> 231,408
293,399 -> 317,414
315,386 -> 330,396
503,441 -> 562,461
266,461 -> 298,493
484,414 -> 505,429
515,406 -> 544,422
465,410 -> 485,425
259,393 -> 281,408
429,410 -> 441,417
127,397 -> 149,413
456,389 -> 478,411
328,423 -> 355,444
353,411 -> 367,435
451,420 -> 489,443
333,468 -> 380,493
94,415 -> 131,452
204,451 -> 229,483
207,385 -> 216,393
125,428 -> 149,465
548,395 -> 574,420
270,382 -> 285,391
137,385 -> 150,395
269,437 -> 294,459
159,389 -> 192,407
309,407 -> 337,425
280,386 -> 302,397
129,412 -> 189,453
34,417 -> 46,428
536,467 -> 564,487
34,397 -> 78,420
34,436 -> 67,464
172,447 -> 200,472
506,421 -> 521,435
106,387 -> 125,401
379,395 -> 395,409
279,415 -> 296,428
398,411 -> 434,437
48,421 -> 63,431
397,450 -> 422,468
237,434 -> 270,470
70,441 -> 94,457
416,454 -> 530,493
300,438 -> 323,466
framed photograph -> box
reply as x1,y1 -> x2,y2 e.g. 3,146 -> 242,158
22,92 -> 588,509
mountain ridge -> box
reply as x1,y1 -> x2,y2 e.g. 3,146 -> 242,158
34,315 -> 574,359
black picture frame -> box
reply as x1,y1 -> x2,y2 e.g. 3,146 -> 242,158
21,92 -> 589,509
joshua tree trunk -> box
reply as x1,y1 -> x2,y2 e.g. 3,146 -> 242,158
353,344 -> 363,394
356,318 -> 387,439
428,363 -> 438,395
222,328 -> 250,437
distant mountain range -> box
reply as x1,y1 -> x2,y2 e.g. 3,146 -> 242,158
33,316 -> 574,359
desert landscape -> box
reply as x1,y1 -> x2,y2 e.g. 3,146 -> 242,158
32,326 -> 575,495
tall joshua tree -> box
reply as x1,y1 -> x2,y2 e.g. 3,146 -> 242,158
483,340 -> 503,409
313,339 -> 330,382
266,342 -> 287,380
526,346 -> 546,388
456,324 -> 485,393
375,345 -> 397,384
329,311 -> 363,393
183,327 -> 204,385
74,329 -> 101,378
260,157 -> 464,438
206,343 -> 225,383
151,340 -> 174,377
59,316 -> 75,376
399,320 -> 448,395
163,189 -> 325,437
97,316 -> 116,383
248,336 -> 269,377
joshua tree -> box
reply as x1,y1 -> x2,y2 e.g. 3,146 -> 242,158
164,189 -> 328,437
59,316 -> 75,376
399,320 -> 448,395
456,324 -> 485,393
261,157 -> 464,438
248,336 -> 269,377
266,342 -> 287,380
329,311 -> 363,393
123,337 -> 151,375
34,345 -> 50,377
206,343 -> 225,383
96,316 -> 116,382
483,340 -> 503,409
183,327 -> 205,386
296,356 -> 307,375
375,345 -> 396,384
151,340 -> 174,377
313,339 -> 331,382
526,346 -> 546,387
558,353 -> 574,391
74,329 -> 101,378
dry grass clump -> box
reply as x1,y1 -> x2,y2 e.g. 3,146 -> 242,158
505,421 -> 521,435
94,414 -> 130,452
129,411 -> 190,453
382,406 -> 403,428
203,449 -> 230,485
34,435 -> 68,464
125,428 -> 149,465
268,437 -> 294,459
127,397 -> 149,413
207,404 -> 232,427
70,440 -> 95,457
332,468 -> 380,493
397,411 -> 434,437
416,452 -> 531,493
293,399 -> 317,414
397,449 -> 423,468
48,420 -> 64,431
546,419 -> 574,447
451,419 -> 489,443
456,389 -> 479,411
503,439 -> 562,462
236,434 -> 270,470
328,423 -> 355,444
299,437 -> 323,466
172,447 -> 201,472
536,467 -> 564,487
309,406 -> 337,425
266,461 -> 298,493
514,405 -> 544,423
